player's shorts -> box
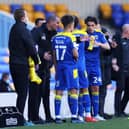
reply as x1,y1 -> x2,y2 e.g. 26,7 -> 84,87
55,63 -> 79,90
78,69 -> 89,88
87,66 -> 102,86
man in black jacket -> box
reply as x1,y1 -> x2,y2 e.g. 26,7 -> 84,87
28,16 -> 60,123
8,9 -> 39,117
112,24 -> 129,117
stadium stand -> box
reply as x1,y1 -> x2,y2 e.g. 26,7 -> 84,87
99,3 -> 129,28
0,48 -> 9,79
0,3 -> 82,89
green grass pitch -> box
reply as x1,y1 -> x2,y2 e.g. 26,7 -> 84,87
3,118 -> 129,129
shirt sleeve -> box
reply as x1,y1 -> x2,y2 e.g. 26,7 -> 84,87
99,32 -> 107,44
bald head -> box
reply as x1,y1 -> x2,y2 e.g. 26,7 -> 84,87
122,24 -> 129,38
46,15 -> 60,31
122,24 -> 129,31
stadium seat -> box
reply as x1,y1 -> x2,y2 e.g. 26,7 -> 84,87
45,4 -> 56,12
55,4 -> 68,12
33,12 -> 45,21
79,19 -> 86,30
22,4 -> 33,12
122,4 -> 129,12
56,12 -> 66,18
99,3 -> 112,19
27,12 -> 34,22
123,12 -> 129,24
68,11 -> 79,17
10,4 -> 21,13
0,64 -> 9,73
0,48 -> 9,56
112,12 -> 123,27
33,4 -> 45,12
111,3 -> 122,12
45,11 -> 55,19
0,57 -> 9,64
102,10 -> 112,19
0,4 -> 10,13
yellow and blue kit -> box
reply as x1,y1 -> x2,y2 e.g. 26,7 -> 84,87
85,30 -> 107,86
72,29 -> 89,88
52,32 -> 79,90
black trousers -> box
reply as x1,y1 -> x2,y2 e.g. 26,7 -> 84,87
121,75 -> 129,113
28,82 -> 40,121
28,73 -> 51,121
99,85 -> 107,116
115,72 -> 129,116
99,64 -> 111,116
10,64 -> 29,115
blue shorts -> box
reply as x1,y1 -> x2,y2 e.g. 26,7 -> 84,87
87,66 -> 102,86
55,64 -> 79,90
78,69 -> 89,88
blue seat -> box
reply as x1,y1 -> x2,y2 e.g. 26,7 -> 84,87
45,11 -> 55,19
0,57 -> 9,64
33,4 -> 45,12
111,3 -> 122,12
10,4 -> 21,13
0,64 -> 9,73
112,12 -> 123,27
0,48 -> 9,56
123,12 -> 129,24
0,73 -> 2,79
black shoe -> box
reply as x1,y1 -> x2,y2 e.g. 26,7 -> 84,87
46,118 -> 55,123
103,113 -> 113,120
121,112 -> 129,117
114,112 -> 122,117
33,119 -> 45,124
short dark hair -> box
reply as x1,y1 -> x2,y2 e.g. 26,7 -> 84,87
74,16 -> 79,28
61,15 -> 74,28
84,16 -> 98,25
46,15 -> 57,23
35,18 -> 45,25
14,8 -> 25,21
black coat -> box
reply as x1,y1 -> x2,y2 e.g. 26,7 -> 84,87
112,33 -> 129,80
31,23 -> 57,77
9,21 -> 39,66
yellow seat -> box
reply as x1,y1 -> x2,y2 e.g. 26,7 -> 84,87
99,3 -> 112,19
0,4 -> 10,13
122,4 -> 129,12
68,11 -> 79,17
102,11 -> 112,19
55,4 -> 68,12
56,12 -> 66,18
27,12 -> 34,22
59,22 -> 64,30
79,19 -> 86,30
22,4 -> 33,12
45,3 -> 56,12
3,57 -> 9,63
33,12 -> 45,21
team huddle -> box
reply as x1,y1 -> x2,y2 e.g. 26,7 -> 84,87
51,15 -> 110,123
